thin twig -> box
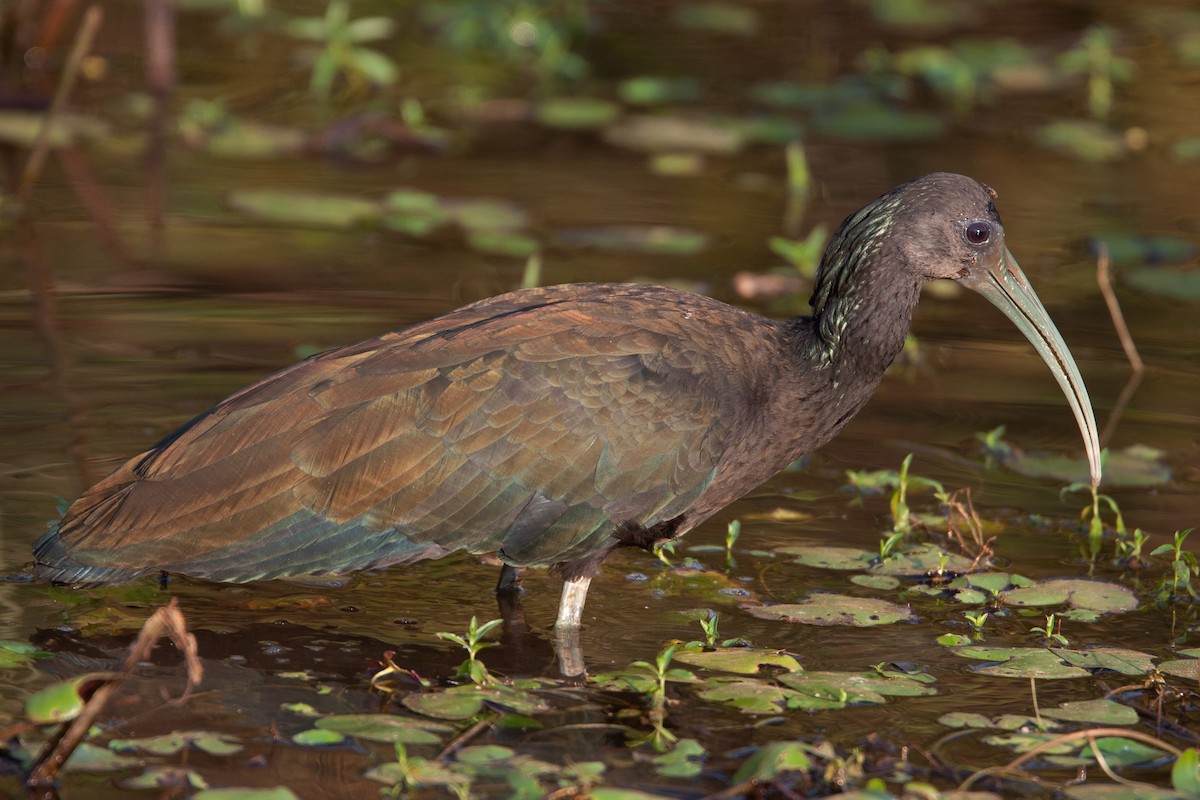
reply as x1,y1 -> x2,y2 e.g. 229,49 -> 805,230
1095,244 -> 1144,374
959,727 -> 1181,791
16,4 -> 103,207
26,600 -> 202,790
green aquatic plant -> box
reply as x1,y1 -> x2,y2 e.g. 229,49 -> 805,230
1030,613 -> 1068,647
283,1 -> 399,101
725,519 -> 741,567
1063,465 -> 1125,562
628,643 -> 682,750
964,610 -> 989,638
769,225 -> 827,279
889,454 -> 944,537
1057,26 -> 1133,120
1152,529 -> 1199,605
435,617 -> 502,685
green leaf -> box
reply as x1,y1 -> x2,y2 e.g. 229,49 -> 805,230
348,49 -> 399,85
110,731 -> 242,756
314,714 -> 452,743
672,3 -> 760,35
732,741 -> 812,782
292,728 -> 346,746
938,711 -> 993,729
812,102 -> 944,142
554,225 -> 709,255
695,676 -> 803,713
194,788 -> 300,800
536,98 -> 621,130
619,76 -> 703,106
775,545 -> 875,570
777,669 -> 937,707
1003,579 -> 1139,614
746,594 -> 914,627
226,189 -> 380,228
673,647 -> 802,674
1042,698 -> 1138,725
25,673 -> 116,724
344,16 -> 395,43
1173,748 -> 1200,795
1038,120 -> 1127,162
1126,267 -> 1200,301
0,641 -> 53,669
652,738 -> 706,778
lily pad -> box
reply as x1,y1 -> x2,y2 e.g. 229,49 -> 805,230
949,645 -> 1155,679
852,575 -> 901,590
733,741 -> 813,783
312,714 -> 453,744
1037,120 -> 1127,162
619,76 -> 703,106
745,594 -> 914,626
603,114 -> 745,154
535,98 -> 621,130
652,738 -> 706,778
110,731 -> 243,756
402,685 -> 549,720
672,647 -> 802,674
672,3 -> 760,35
466,231 -> 539,257
553,225 -> 709,255
938,711 -> 993,729
292,728 -> 347,746
121,768 -> 208,790
0,641 -> 53,669
776,669 -> 937,708
25,673 -> 117,724
1042,698 -> 1138,725
812,102 -> 944,142
874,545 -> 974,576
775,545 -> 875,570
0,110 -> 110,147
1126,267 -> 1200,301
1003,579 -> 1138,614
226,189 -> 380,228
1159,658 -> 1199,680
694,676 -> 804,714
194,789 -> 300,800
949,572 -> 1034,597
1004,445 -> 1170,487
1088,232 -> 1196,266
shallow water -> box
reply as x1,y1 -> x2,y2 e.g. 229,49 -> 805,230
2,1 -> 1200,797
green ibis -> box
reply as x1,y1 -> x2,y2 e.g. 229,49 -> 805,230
34,173 -> 1102,631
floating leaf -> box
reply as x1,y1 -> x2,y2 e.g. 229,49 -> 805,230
536,98 -> 621,130
652,738 -> 706,778
1037,120 -> 1127,162
292,728 -> 347,746
733,741 -> 813,782
62,743 -> 143,772
226,189 -> 380,228
938,711 -> 993,729
776,669 -> 937,708
0,641 -> 52,669
1126,267 -> 1200,301
776,545 -> 874,570
812,102 -> 944,142
874,545 -> 974,576
25,673 -> 116,724
1064,785 -> 1179,800
315,713 -> 453,742
466,231 -> 539,257
1005,445 -> 1170,487
745,594 -> 914,626
852,575 -> 901,590
1003,579 -> 1138,614
1174,748 -> 1200,796
949,645 -> 1154,679
619,76 -> 703,106
445,198 -> 528,232
1159,658 -> 1199,680
949,572 -> 1034,597
695,676 -> 803,714
672,3 -> 760,35
121,768 -> 208,790
403,685 -> 548,720
1088,232 -> 1196,266
749,81 -> 830,110
0,110 -> 110,147
110,731 -> 243,756
673,647 -> 802,674
553,226 -> 708,255
194,789 -> 300,800
1042,698 -> 1139,725
604,115 -> 745,154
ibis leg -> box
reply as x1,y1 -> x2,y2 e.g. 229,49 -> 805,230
496,564 -> 524,594
555,575 -> 591,629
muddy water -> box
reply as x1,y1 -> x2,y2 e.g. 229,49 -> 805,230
1,1 -> 1199,797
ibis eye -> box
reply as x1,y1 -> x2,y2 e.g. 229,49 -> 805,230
965,220 -> 992,246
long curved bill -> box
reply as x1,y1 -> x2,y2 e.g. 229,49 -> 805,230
960,247 -> 1102,486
